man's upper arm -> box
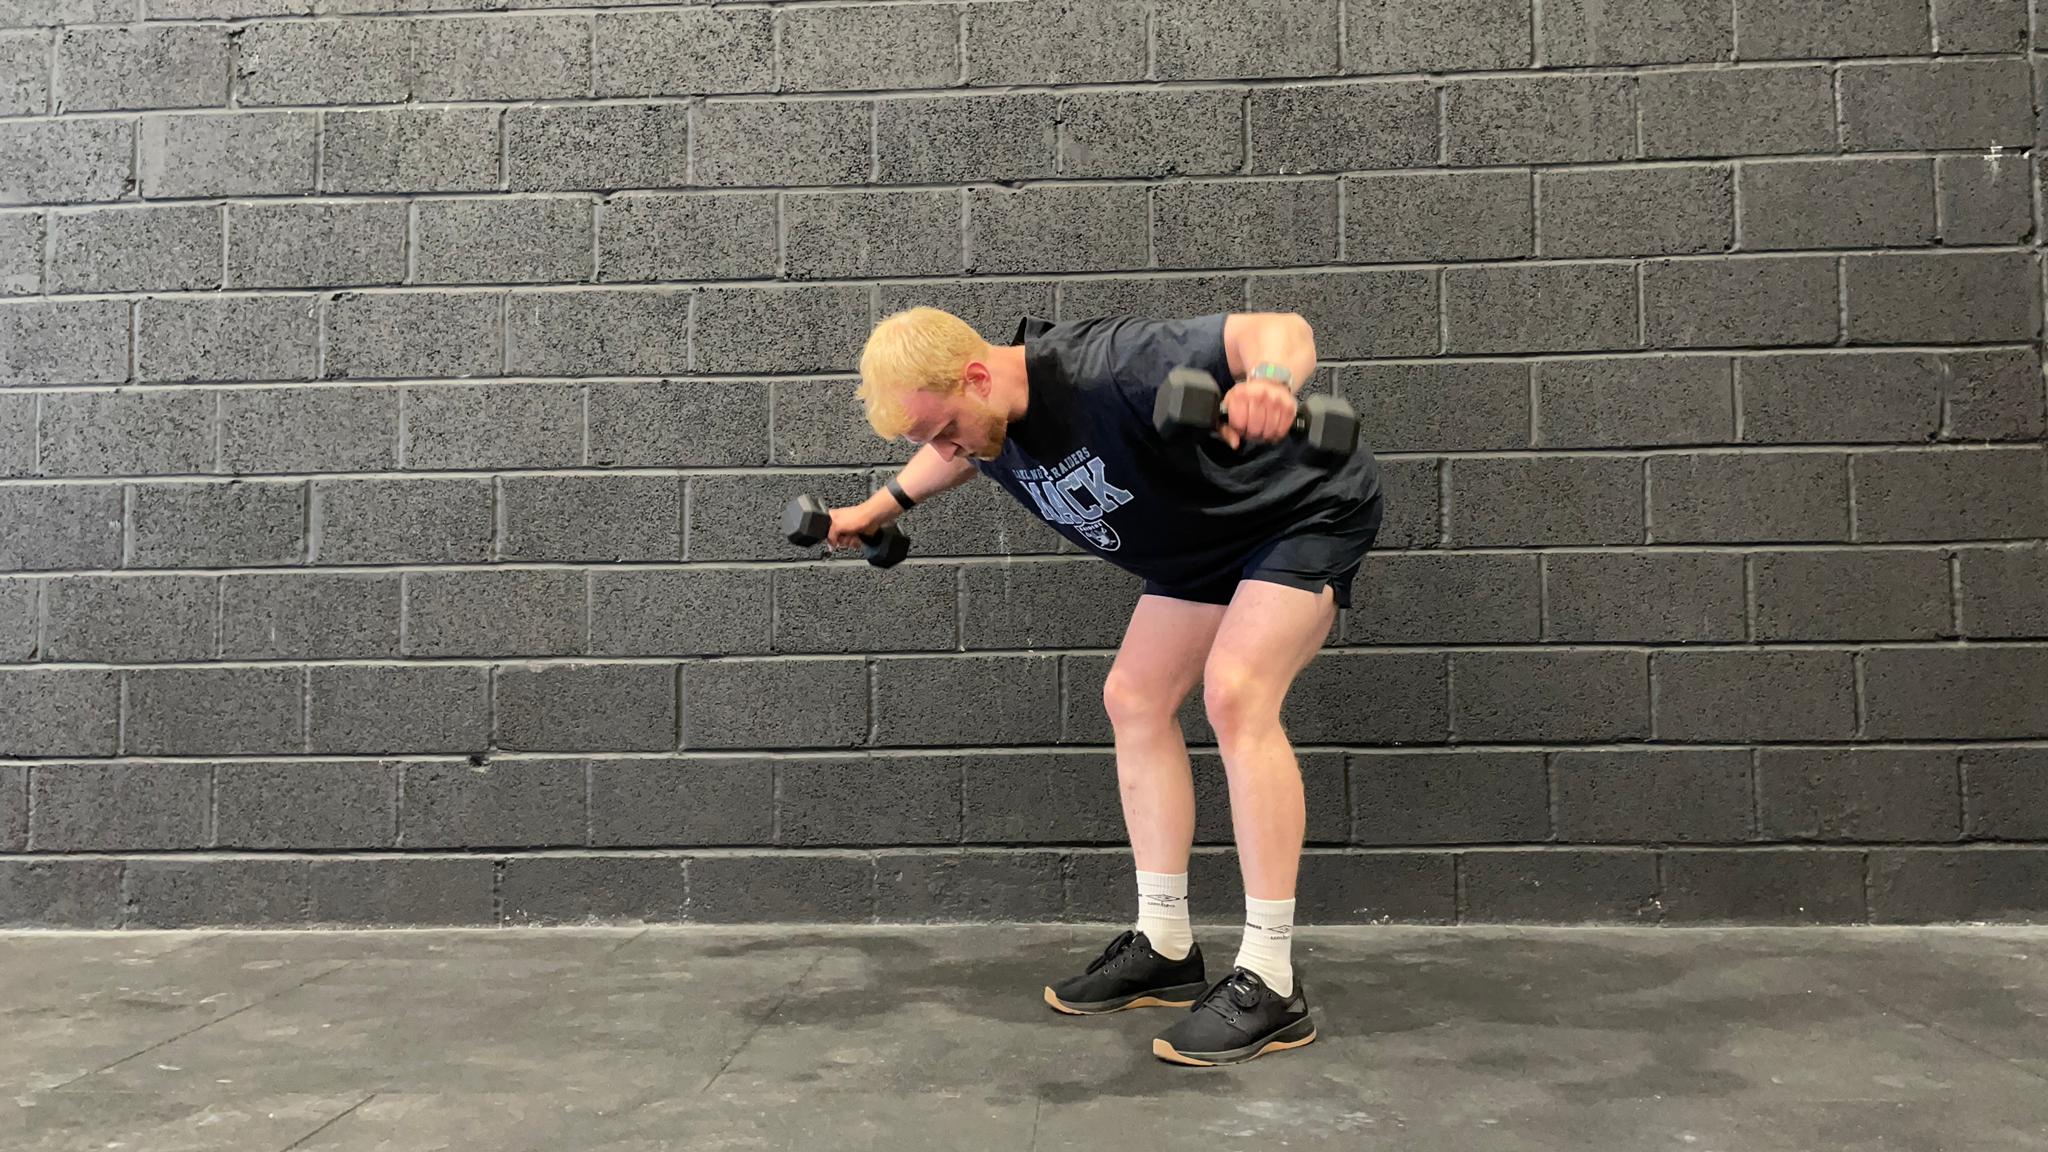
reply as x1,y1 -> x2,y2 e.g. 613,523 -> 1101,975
1103,314 -> 1234,406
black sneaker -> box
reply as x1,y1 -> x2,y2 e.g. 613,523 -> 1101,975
1152,967 -> 1317,1066
1043,929 -> 1209,1015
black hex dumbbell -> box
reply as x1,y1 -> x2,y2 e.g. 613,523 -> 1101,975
782,493 -> 911,569
1152,366 -> 1360,464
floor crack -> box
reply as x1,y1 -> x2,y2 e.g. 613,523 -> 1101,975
697,951 -> 826,1095
280,1091 -> 378,1152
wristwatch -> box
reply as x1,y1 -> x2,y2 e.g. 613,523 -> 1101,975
1249,362 -> 1294,387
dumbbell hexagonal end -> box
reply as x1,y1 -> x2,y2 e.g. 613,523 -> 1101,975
1300,394 -> 1360,461
782,493 -> 830,547
865,524 -> 911,568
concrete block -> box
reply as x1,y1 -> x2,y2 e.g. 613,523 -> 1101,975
598,193 -> 778,282
779,3 -> 957,91
222,572 -> 400,659
0,484 -> 121,572
125,667 -> 302,755
1298,852 -> 1456,923
692,286 -> 867,374
773,564 -> 957,655
1444,262 -> 1637,354
1869,848 -> 2048,923
1539,165 -> 1732,257
37,388 -> 213,477
968,185 -> 1148,274
1154,0 -> 1339,79
140,111 -> 315,197
0,119 -> 132,205
43,575 -> 216,662
779,757 -> 960,846
0,210 -> 39,295
1735,0 -> 1929,58
1541,0 -> 1731,64
683,659 -> 866,750
591,570 -> 769,657
1545,552 -> 1746,642
1661,850 -> 1866,923
1840,60 -> 2033,150
1845,252 -> 2039,345
499,474 -> 681,562
1962,748 -> 2048,838
958,559 -> 1139,649
1346,0 -> 1530,72
400,758 -> 583,847
0,391 -> 23,477
962,0 -> 1147,85
872,654 -> 1061,747
1373,456 -> 1440,548
1156,179 -> 1338,269
1340,361 -> 1529,451
0,299 -> 127,386
771,375 -> 908,468
1342,554 -> 1539,644
686,470 -> 870,562
876,94 -> 1056,183
0,577 -> 32,661
1739,351 -> 1944,444
496,663 -> 677,752
324,291 -> 501,380
308,858 -> 495,926
687,854 -> 874,923
1248,82 -> 1436,174
694,100 -> 869,187
1445,75 -> 1634,165
1056,277 -> 1240,320
309,665 -> 488,755
1349,751 -> 1549,845
960,751 -> 1119,842
404,570 -> 585,657
594,8 -> 771,97
142,295 -> 318,384
1937,155 -> 2034,244
0,0 -> 129,24
220,386 -> 396,474
501,856 -> 688,924
785,190 -> 963,280
226,202 -> 407,290
1648,452 -> 1849,542
1342,170 -> 1531,262
1453,651 -> 1648,741
590,757 -> 775,846
505,289 -> 689,376
126,859 -> 310,928
1535,356 -> 1732,448
1553,748 -> 1752,841
1739,158 -> 1934,250
29,761 -> 210,850
1655,650 -> 1858,740
1643,256 -> 1838,348
0,859 -> 122,927
130,481 -> 305,567
1639,65 -> 1838,158
237,18 -> 409,105
876,851 -> 1065,923
1463,851 -> 1660,923
0,31 -> 49,116
1759,748 -> 1960,842
505,103 -> 692,191
321,109 -> 498,195
57,25 -> 227,111
1959,544 -> 2048,638
1854,448 -> 2047,542
412,13 -> 589,101
48,204 -> 220,295
1447,455 -> 1642,545
590,378 -> 767,468
312,477 -> 492,565
880,280 -> 1053,343
404,381 -> 579,470
1060,89 -> 1241,179
1754,549 -> 1951,640
1933,0 -> 2028,52
0,670 -> 118,755
1282,651 -> 1449,743
415,197 -> 594,286
1251,269 -> 1436,358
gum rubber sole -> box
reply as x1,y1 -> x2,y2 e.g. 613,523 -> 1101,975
1042,984 -> 1204,1015
1152,1024 -> 1318,1066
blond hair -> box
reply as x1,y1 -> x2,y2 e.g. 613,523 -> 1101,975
856,306 -> 989,439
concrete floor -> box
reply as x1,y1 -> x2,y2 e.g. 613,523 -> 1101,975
2,926 -> 2046,1152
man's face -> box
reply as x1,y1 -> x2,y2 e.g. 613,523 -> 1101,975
901,382 -> 1006,462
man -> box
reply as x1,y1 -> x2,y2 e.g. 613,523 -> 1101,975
828,306 -> 1383,1066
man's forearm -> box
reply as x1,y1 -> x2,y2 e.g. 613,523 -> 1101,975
1236,313 -> 1319,396
862,444 -> 977,520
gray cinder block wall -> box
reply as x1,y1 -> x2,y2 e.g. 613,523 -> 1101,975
0,0 -> 2044,928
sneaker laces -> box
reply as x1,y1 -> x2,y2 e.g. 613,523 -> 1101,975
1192,968 -> 1266,1020
1084,929 -> 1140,975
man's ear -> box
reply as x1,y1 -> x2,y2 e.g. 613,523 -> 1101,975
962,360 -> 993,398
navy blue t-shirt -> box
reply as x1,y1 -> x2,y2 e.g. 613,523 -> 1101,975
972,313 -> 1382,590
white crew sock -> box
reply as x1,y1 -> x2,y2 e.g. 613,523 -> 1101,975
1235,896 -> 1297,997
1135,870 -> 1193,961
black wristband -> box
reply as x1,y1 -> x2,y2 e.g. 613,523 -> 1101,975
885,477 -> 917,511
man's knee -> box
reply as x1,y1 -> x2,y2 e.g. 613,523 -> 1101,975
1102,665 -> 1185,728
1202,655 -> 1278,739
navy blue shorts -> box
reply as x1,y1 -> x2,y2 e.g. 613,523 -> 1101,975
1142,491 -> 1383,611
